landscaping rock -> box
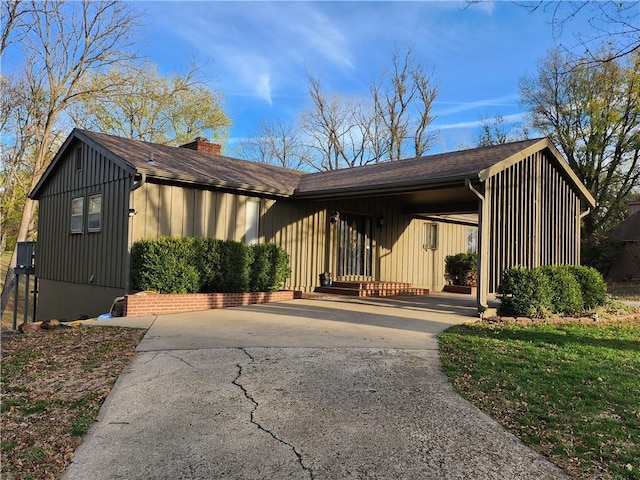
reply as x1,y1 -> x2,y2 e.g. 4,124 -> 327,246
19,322 -> 42,334
41,319 -> 61,329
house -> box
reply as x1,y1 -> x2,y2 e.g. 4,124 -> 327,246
29,129 -> 596,320
607,195 -> 640,279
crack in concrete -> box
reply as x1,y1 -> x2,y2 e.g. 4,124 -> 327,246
232,348 -> 314,480
164,352 -> 195,368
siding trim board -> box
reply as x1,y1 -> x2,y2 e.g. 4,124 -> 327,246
30,129 -> 596,319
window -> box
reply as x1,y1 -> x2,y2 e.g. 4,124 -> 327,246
71,196 -> 84,233
423,223 -> 438,250
88,194 -> 102,232
467,228 -> 478,253
245,200 -> 260,245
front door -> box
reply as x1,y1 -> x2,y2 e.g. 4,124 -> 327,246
338,214 -> 372,277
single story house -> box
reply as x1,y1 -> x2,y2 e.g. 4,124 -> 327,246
607,195 -> 640,279
30,129 -> 596,320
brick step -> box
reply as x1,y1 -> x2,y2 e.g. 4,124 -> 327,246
330,281 -> 413,290
314,284 -> 429,298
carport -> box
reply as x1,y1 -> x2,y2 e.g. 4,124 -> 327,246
296,138 -> 596,312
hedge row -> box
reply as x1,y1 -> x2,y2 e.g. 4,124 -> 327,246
130,237 -> 290,294
497,264 -> 608,318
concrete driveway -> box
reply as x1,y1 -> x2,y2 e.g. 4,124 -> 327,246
62,294 -> 567,480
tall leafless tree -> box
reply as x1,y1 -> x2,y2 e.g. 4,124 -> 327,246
1,0 -> 140,317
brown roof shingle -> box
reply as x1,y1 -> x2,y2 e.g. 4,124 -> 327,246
80,129 -> 305,196
609,211 -> 640,242
295,138 -> 544,196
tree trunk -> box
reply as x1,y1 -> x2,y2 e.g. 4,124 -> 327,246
0,196 -> 37,317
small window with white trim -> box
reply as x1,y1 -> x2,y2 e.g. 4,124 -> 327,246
245,200 -> 260,245
71,196 -> 84,233
87,194 -> 102,232
423,223 -> 438,250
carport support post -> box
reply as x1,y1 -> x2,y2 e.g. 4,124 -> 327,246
466,178 -> 490,314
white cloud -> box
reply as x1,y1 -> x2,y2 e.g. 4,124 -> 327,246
434,94 -> 520,116
435,112 -> 526,130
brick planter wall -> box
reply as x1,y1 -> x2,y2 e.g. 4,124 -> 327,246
122,291 -> 302,317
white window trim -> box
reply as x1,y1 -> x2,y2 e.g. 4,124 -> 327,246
423,222 -> 438,250
245,200 -> 260,245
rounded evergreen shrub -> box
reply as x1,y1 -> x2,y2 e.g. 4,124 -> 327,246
497,267 -> 551,318
445,253 -> 478,286
565,265 -> 608,310
130,237 -> 199,293
537,265 -> 583,315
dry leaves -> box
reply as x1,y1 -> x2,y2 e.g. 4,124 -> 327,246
1,326 -> 144,480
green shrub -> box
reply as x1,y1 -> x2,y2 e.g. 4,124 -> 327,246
445,252 -> 478,286
249,243 -> 290,292
130,237 -> 199,293
131,237 -> 290,294
497,267 -> 551,318
194,237 -> 223,292
537,265 -> 583,315
565,265 -> 608,310
218,240 -> 251,292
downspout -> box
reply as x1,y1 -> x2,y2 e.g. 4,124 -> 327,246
124,172 -> 146,294
577,207 -> 591,265
465,178 -> 488,315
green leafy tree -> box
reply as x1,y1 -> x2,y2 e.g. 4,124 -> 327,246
1,0 -> 140,316
520,49 -> 640,239
70,61 -> 231,146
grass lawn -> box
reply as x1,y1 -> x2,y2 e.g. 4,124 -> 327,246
607,280 -> 640,301
1,326 -> 144,480
439,319 -> 640,479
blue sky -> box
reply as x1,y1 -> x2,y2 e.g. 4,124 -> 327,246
139,1 -> 590,154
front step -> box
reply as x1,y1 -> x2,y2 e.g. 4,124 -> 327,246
315,281 -> 429,298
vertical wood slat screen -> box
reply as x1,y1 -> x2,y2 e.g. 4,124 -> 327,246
487,152 -> 581,293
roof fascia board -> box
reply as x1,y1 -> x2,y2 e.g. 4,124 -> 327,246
294,177 -> 469,200
478,138 -> 596,207
30,129 -> 137,199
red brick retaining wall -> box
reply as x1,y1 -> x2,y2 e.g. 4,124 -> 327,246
122,291 -> 302,317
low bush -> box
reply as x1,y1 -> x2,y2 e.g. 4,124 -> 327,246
497,267 -> 551,318
445,252 -> 478,286
565,265 -> 608,310
130,237 -> 199,293
538,265 -> 583,315
131,237 -> 290,294
497,264 -> 610,317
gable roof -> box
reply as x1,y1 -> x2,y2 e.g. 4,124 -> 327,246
295,138 -> 595,207
30,129 -> 596,208
609,211 -> 640,241
31,129 -> 304,199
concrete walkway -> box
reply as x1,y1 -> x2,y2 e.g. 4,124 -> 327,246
62,294 -> 567,480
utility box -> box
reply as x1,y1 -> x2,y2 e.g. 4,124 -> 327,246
16,241 -> 36,274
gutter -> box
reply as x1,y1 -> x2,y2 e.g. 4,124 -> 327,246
124,171 -> 147,294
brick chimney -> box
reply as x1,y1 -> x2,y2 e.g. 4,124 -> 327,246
179,137 -> 222,155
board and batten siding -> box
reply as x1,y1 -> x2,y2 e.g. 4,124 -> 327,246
35,140 -> 133,290
486,150 -> 581,293
130,182 -> 470,293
